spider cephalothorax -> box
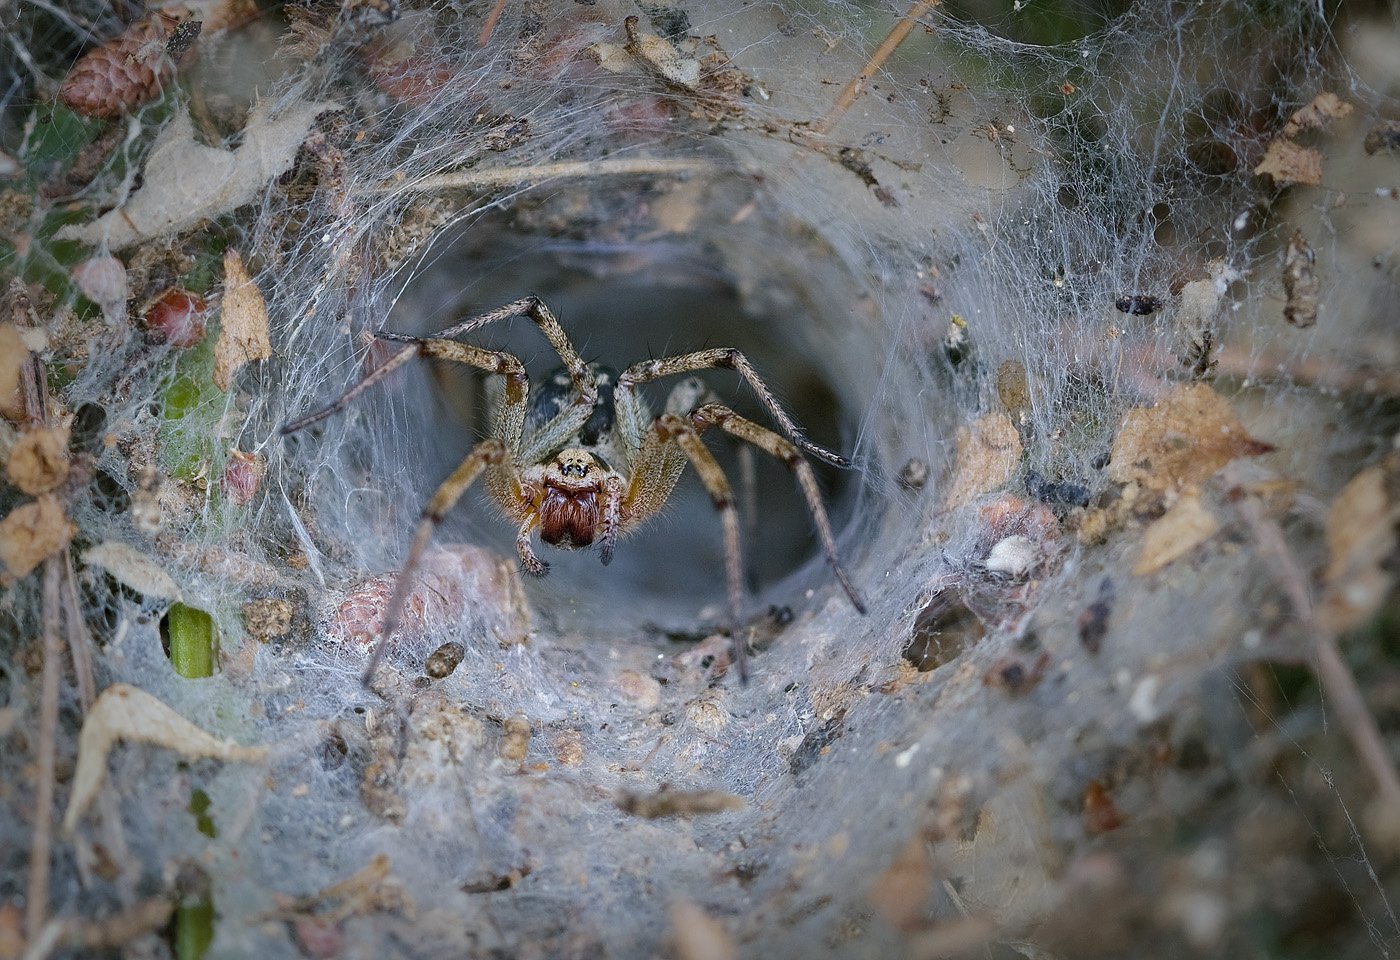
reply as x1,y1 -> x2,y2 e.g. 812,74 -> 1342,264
284,296 -> 865,682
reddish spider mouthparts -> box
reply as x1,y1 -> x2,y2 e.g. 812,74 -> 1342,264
537,453 -> 602,548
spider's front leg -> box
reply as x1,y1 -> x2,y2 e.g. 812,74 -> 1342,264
360,439 -> 510,684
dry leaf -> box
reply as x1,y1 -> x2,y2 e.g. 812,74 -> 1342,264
56,100 -> 338,251
1364,120 -> 1400,156
1133,492 -> 1220,575
0,495 -> 75,578
1282,92 -> 1352,137
1282,231 -> 1319,328
943,412 -> 1023,509
670,900 -> 735,960
1319,460 -> 1400,633
64,684 -> 268,831
213,248 -> 271,391
623,15 -> 700,89
1107,384 -> 1273,493
1254,138 -> 1322,187
6,425 -> 69,494
83,541 -> 183,601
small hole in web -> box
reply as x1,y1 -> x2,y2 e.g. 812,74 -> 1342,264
902,589 -> 985,673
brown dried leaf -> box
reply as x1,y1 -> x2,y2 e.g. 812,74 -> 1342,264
1282,91 -> 1352,137
213,249 -> 271,391
1319,459 -> 1400,633
64,684 -> 268,831
1133,492 -> 1220,576
0,495 -> 75,578
1254,138 -> 1322,187
1107,384 -> 1273,493
56,101 -> 338,251
943,412 -> 1023,509
6,425 -> 69,494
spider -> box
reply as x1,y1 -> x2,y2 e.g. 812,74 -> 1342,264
283,296 -> 866,683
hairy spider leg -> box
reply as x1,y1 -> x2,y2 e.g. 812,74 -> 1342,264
281,307 -> 540,435
361,439 -> 508,685
616,348 -> 851,468
690,403 -> 867,615
282,297 -> 597,450
650,412 -> 749,682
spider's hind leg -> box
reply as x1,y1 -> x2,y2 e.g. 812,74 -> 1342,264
650,412 -> 749,682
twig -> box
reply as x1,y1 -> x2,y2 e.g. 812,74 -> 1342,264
1236,496 -> 1400,813
371,157 -> 725,195
814,1 -> 938,135
26,559 -> 63,942
61,553 -> 95,711
478,0 -> 507,47
62,897 -> 174,952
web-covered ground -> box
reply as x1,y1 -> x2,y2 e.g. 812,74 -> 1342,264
2,0 -> 1399,957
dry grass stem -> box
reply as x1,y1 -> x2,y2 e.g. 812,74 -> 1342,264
1237,496 -> 1400,814
378,157 -> 724,195
25,559 -> 63,944
815,1 -> 938,135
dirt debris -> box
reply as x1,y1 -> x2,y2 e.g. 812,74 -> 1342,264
0,496 -> 75,579
5,425 -> 69,495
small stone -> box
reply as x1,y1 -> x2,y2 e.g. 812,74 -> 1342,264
552,728 -> 583,766
500,714 -> 531,763
424,641 -> 465,679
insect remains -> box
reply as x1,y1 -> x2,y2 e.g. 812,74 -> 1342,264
283,297 -> 866,683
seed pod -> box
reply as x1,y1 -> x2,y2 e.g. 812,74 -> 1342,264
142,288 -> 208,347
59,10 -> 194,119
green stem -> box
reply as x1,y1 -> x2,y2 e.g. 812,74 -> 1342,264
167,603 -> 216,678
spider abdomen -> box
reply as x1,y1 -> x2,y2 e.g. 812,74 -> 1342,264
539,486 -> 599,547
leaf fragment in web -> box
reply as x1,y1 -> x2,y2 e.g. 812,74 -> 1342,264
619,16 -> 701,90
1254,138 -> 1322,187
55,100 -> 339,252
64,684 -> 267,831
943,412 -> 1023,510
83,541 -> 183,601
213,248 -> 271,391
1107,384 -> 1273,493
1133,492 -> 1220,576
1319,458 -> 1400,633
1282,91 -> 1352,137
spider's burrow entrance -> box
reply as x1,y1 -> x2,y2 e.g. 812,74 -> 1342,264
367,225 -> 880,634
